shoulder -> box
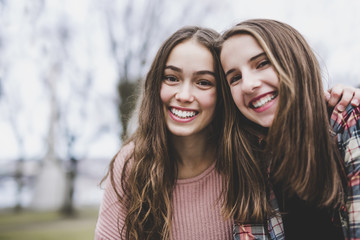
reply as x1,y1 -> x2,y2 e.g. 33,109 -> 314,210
114,142 -> 135,167
331,105 -> 360,167
111,142 -> 135,179
330,105 -> 360,137
118,141 -> 135,160
103,141 -> 135,191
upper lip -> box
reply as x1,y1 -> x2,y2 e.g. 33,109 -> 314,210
247,91 -> 277,107
169,106 -> 198,112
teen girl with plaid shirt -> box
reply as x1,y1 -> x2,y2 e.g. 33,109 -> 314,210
218,19 -> 360,240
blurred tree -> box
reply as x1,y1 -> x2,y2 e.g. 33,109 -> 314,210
31,11 -> 92,215
31,64 -> 66,212
28,1 -> 120,215
0,0 -> 120,214
103,0 -> 161,140
5,92 -> 27,212
0,0 -> 218,214
10,115 -> 26,213
0,0 -> 28,212
27,2 -> 108,214
61,135 -> 77,216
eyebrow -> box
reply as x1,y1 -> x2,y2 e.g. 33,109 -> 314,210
224,52 -> 267,77
165,65 -> 215,77
194,70 -> 216,77
164,65 -> 182,72
250,52 -> 266,62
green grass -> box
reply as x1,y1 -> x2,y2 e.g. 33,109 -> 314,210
0,207 -> 99,240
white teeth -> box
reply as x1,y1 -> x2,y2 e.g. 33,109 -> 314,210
252,93 -> 277,108
171,108 -> 197,118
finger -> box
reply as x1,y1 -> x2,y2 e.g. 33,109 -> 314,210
351,88 -> 360,106
334,86 -> 356,112
324,91 -> 330,102
327,85 -> 345,108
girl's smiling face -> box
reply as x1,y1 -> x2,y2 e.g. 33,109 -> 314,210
160,39 -> 217,137
220,33 -> 279,128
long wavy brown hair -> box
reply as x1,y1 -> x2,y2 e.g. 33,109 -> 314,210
218,19 -> 346,223
106,26 -> 231,239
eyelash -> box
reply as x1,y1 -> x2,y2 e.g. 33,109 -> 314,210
163,75 -> 178,82
197,80 -> 213,86
229,75 -> 241,84
257,60 -> 270,69
229,60 -> 271,84
163,74 -> 214,89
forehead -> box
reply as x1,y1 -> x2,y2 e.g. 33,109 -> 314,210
220,34 -> 264,63
222,33 -> 262,52
166,39 -> 214,70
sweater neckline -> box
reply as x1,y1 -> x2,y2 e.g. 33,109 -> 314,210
176,162 -> 216,184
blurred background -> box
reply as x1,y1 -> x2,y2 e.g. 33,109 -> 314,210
0,0 -> 359,239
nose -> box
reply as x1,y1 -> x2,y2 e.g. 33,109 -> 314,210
241,72 -> 261,94
175,82 -> 194,102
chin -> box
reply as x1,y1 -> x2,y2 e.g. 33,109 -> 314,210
259,119 -> 274,128
251,117 -> 274,128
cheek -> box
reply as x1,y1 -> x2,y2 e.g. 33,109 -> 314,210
230,87 -> 243,109
201,91 -> 217,110
267,67 -> 280,86
160,84 -> 171,103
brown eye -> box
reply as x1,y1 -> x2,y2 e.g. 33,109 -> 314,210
229,74 -> 242,85
163,75 -> 178,82
257,60 -> 270,69
198,80 -> 212,86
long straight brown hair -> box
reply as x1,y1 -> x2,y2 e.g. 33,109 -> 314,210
106,26 -> 230,239
219,19 -> 346,223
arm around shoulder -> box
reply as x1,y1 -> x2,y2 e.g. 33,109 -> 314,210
331,105 -> 360,239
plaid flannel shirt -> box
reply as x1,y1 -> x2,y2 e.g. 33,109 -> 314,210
233,105 -> 360,240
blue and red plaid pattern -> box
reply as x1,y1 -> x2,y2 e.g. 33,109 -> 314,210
233,105 -> 360,240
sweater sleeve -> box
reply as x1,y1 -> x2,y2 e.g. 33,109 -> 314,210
331,105 -> 360,239
94,143 -> 134,240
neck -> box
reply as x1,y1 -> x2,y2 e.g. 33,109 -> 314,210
241,115 -> 269,139
171,132 -> 215,179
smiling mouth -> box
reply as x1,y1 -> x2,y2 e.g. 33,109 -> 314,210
250,92 -> 278,109
170,107 -> 198,119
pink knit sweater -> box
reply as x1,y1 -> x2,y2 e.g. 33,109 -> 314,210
94,144 -> 233,240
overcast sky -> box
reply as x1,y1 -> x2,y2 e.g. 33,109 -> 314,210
0,0 -> 359,162
209,0 -> 360,88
